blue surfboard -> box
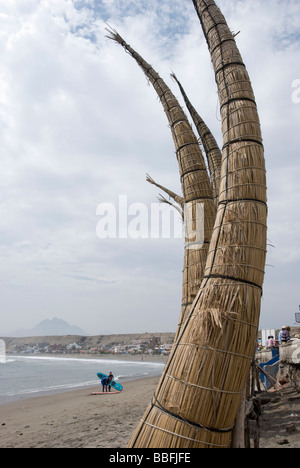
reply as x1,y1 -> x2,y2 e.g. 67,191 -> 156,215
97,372 -> 123,392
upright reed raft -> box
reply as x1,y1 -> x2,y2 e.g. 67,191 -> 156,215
171,73 -> 222,205
106,27 -> 216,338
127,0 -> 267,449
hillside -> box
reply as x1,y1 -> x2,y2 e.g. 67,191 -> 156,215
2,332 -> 175,354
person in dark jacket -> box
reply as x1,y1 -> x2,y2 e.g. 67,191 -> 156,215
101,377 -> 109,392
107,373 -> 114,392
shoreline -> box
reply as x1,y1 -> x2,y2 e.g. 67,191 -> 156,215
0,353 -> 167,407
0,376 -> 160,448
7,352 -> 168,363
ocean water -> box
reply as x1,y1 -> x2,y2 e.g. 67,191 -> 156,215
0,355 -> 165,405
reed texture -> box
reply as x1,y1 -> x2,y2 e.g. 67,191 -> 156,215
146,174 -> 184,208
171,73 -> 222,204
106,27 -> 216,335
127,0 -> 267,448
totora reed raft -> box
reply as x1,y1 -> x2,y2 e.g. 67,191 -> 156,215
106,26 -> 217,338
107,0 -> 267,449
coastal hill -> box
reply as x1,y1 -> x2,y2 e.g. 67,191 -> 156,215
2,332 -> 175,355
3,327 -> 299,356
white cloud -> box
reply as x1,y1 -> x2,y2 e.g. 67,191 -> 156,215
0,0 -> 299,333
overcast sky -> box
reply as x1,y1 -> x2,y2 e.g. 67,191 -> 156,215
0,0 -> 299,335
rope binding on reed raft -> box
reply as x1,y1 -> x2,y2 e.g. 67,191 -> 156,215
151,394 -> 235,433
106,0 -> 267,448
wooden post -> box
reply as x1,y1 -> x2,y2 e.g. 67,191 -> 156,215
232,386 -> 247,448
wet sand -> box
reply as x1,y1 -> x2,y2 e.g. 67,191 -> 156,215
1,376 -> 299,448
0,376 -> 159,448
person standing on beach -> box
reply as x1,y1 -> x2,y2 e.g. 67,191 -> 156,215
101,373 -> 114,392
108,372 -> 114,392
101,377 -> 109,392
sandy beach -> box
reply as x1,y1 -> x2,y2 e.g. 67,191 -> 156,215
0,376 -> 159,448
1,375 -> 299,448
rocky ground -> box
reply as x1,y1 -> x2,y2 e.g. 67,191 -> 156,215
258,385 -> 300,448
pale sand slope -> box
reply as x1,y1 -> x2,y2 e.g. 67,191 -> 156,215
0,377 -> 159,448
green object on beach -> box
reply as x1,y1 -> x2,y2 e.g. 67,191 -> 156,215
97,372 -> 123,392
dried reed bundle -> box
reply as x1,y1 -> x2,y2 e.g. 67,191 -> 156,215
157,193 -> 184,220
146,174 -> 184,208
171,73 -> 222,204
128,0 -> 267,448
106,27 -> 216,334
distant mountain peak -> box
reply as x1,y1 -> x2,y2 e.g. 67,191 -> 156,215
1,318 -> 88,338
